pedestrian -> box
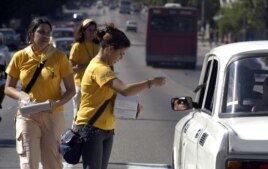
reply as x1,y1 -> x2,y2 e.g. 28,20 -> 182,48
252,77 -> 268,112
209,28 -> 214,48
69,18 -> 100,121
4,17 -> 75,169
73,23 -> 166,169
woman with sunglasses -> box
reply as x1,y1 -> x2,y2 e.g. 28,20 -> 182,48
69,19 -> 100,121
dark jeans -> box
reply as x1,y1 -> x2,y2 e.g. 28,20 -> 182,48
73,125 -> 114,169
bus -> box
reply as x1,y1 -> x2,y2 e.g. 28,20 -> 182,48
146,6 -> 197,69
119,0 -> 131,14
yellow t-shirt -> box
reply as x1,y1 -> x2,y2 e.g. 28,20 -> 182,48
75,57 -> 116,130
69,41 -> 99,86
6,46 -> 73,113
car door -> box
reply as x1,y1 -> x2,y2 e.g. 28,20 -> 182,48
181,56 -> 218,169
195,57 -> 220,169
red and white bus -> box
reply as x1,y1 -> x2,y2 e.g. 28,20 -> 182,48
146,6 -> 197,68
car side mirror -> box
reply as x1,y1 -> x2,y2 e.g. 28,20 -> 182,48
171,97 -> 194,111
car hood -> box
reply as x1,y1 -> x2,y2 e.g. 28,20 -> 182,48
222,117 -> 268,154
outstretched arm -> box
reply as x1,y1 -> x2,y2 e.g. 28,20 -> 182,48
107,76 -> 166,96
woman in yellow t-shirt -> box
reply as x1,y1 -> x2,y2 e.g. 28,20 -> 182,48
74,23 -> 166,169
69,19 -> 99,120
5,18 -> 75,169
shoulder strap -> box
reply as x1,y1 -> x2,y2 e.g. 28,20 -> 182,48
86,99 -> 110,126
24,61 -> 46,93
78,99 -> 110,140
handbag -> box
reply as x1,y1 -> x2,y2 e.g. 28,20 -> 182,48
59,99 -> 110,164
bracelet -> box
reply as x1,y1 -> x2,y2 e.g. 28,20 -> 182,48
147,80 -> 151,89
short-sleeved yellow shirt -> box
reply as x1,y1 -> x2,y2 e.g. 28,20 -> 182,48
75,57 -> 116,130
6,46 -> 73,112
69,41 -> 99,86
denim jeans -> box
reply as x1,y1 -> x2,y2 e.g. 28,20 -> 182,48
74,125 -> 114,169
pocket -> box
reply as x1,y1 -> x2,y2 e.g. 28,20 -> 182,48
16,132 -> 25,155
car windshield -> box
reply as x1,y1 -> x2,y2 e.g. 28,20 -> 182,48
0,30 -> 14,36
52,30 -> 73,38
221,55 -> 268,116
128,21 -> 136,24
55,40 -> 72,51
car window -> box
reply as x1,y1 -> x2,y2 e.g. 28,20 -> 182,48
150,15 -> 193,32
55,40 -> 72,51
204,59 -> 218,111
196,56 -> 218,114
52,30 -> 73,38
221,55 -> 268,116
129,21 -> 136,24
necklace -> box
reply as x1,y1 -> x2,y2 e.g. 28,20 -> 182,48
84,42 -> 94,59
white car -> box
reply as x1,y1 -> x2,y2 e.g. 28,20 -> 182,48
125,20 -> 137,32
51,27 -> 74,41
52,37 -> 73,58
171,41 -> 268,169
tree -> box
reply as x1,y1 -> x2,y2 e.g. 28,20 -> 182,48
187,0 -> 220,28
216,0 -> 268,41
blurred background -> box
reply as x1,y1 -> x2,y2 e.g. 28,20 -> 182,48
0,0 -> 267,51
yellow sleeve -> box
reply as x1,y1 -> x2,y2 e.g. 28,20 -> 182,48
95,66 -> 116,87
69,42 -> 80,63
5,50 -> 23,79
59,51 -> 73,78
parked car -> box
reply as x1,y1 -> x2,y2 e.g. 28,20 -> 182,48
171,41 -> 268,169
52,37 -> 73,58
125,20 -> 137,32
0,32 -> 11,65
0,28 -> 20,50
51,27 -> 74,42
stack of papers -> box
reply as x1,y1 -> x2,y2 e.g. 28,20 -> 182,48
19,100 -> 51,115
114,94 -> 139,119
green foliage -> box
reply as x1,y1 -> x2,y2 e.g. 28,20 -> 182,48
216,0 -> 268,38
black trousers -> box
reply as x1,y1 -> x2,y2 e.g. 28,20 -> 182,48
74,125 -> 114,169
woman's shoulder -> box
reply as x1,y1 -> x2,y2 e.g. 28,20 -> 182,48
52,49 -> 68,60
13,48 -> 28,58
72,42 -> 83,48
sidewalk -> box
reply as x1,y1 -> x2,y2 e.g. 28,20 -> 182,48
39,162 -> 171,169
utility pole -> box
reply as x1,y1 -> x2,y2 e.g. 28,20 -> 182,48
201,0 -> 205,27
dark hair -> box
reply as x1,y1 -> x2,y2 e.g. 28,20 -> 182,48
26,17 -> 52,44
74,19 -> 98,43
96,23 -> 130,50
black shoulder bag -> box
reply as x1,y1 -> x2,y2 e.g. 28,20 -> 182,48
59,99 -> 110,165
24,61 -> 46,93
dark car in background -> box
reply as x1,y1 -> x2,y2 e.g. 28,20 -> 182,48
0,28 -> 21,50
125,20 -> 137,32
